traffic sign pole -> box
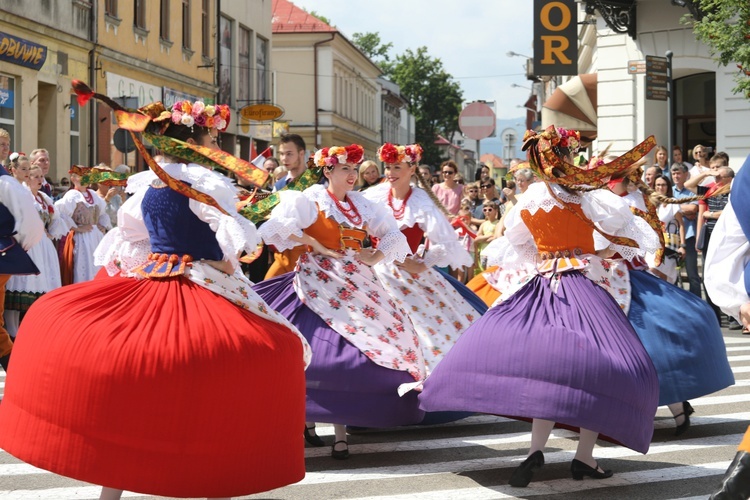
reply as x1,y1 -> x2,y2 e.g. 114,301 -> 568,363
666,51 -> 674,164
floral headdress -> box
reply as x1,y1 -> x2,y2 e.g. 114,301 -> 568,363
68,165 -> 94,185
555,127 -> 581,152
377,143 -> 423,165
166,100 -> 231,132
313,144 -> 365,167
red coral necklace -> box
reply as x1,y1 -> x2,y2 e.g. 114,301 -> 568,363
327,189 -> 362,226
387,188 -> 411,220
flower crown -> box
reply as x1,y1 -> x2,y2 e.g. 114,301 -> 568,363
377,143 -> 423,164
161,100 -> 231,132
313,144 -> 365,167
555,127 -> 581,152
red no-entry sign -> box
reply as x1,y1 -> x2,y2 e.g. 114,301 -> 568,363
459,102 -> 496,141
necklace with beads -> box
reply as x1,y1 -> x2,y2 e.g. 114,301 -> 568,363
326,189 -> 362,226
82,189 -> 94,205
388,187 -> 412,220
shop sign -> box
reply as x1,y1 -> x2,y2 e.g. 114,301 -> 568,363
0,31 -> 47,71
533,0 -> 578,76
239,104 -> 285,122
163,87 -> 203,108
106,72 -> 163,108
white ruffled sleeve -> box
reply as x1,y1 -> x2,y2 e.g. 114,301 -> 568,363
93,188 -> 151,276
420,204 -> 472,270
366,200 -> 410,264
189,199 -> 259,269
0,177 -> 44,250
705,200 -> 749,321
582,189 -> 660,260
258,190 -> 319,251
501,203 -> 539,264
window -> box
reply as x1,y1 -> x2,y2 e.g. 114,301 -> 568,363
105,0 -> 118,17
70,94 -> 80,167
256,36 -> 267,101
219,16 -> 232,105
182,0 -> 191,49
202,0 -> 210,57
238,27 -> 251,104
0,76 -> 15,147
134,0 -> 146,29
160,0 -> 170,41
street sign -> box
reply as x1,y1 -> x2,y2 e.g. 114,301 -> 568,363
646,55 -> 669,101
627,60 -> 646,74
239,104 -> 285,122
459,101 -> 496,141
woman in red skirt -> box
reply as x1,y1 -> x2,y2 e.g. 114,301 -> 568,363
0,85 -> 311,499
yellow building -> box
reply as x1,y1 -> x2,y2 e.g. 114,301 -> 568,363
96,0 -> 217,170
0,1 -> 93,182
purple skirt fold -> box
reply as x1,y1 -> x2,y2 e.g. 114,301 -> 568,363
419,272 -> 659,453
253,272 -> 424,427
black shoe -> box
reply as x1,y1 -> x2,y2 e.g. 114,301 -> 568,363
304,425 -> 325,447
729,320 -> 743,331
0,353 -> 9,372
711,451 -> 750,499
675,401 -> 694,436
570,459 -> 614,480
331,440 -> 349,460
509,450 -> 544,487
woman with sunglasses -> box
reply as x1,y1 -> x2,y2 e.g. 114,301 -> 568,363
432,160 -> 464,215
363,143 -> 485,393
254,144 -> 425,460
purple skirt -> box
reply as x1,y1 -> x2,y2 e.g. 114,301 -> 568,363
253,272 -> 424,427
419,272 -> 659,453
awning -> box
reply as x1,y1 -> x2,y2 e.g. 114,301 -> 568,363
542,73 -> 597,142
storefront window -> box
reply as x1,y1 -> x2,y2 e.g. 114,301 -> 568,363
256,37 -> 267,102
0,76 -> 15,145
239,27 -> 251,104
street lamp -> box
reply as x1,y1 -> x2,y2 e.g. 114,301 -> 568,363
507,51 -> 532,59
511,83 -> 532,90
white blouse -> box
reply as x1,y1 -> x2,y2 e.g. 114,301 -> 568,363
363,183 -> 472,269
260,184 -> 411,264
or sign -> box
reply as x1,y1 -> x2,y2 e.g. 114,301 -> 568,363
627,60 -> 646,74
239,104 -> 285,122
163,87 -> 203,109
272,120 -> 289,138
113,128 -> 136,153
533,0 -> 578,76
0,31 -> 47,70
459,102 -> 496,141
645,55 -> 669,101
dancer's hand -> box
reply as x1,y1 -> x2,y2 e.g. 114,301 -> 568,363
397,256 -> 428,274
740,302 -> 750,331
356,248 -> 384,266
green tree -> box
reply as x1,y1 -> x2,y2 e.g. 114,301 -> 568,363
684,0 -> 750,97
351,32 -> 393,72
388,47 -> 464,166
304,9 -> 333,26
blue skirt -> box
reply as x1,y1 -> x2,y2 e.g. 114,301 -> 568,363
435,268 -> 489,315
628,270 -> 734,405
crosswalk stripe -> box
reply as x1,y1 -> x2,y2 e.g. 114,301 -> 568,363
294,434 -> 742,486
0,487 -> 144,500
345,462 -> 731,500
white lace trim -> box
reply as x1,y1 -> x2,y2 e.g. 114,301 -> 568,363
94,227 -> 152,276
215,213 -> 257,268
521,182 -> 581,216
305,184 -> 376,229
364,183 -> 433,228
257,216 -> 305,252
608,216 -> 660,261
376,230 -> 411,264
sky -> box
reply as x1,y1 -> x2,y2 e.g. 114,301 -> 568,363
290,0 -> 535,123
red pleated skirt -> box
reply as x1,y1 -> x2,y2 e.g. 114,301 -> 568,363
0,273 -> 306,498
